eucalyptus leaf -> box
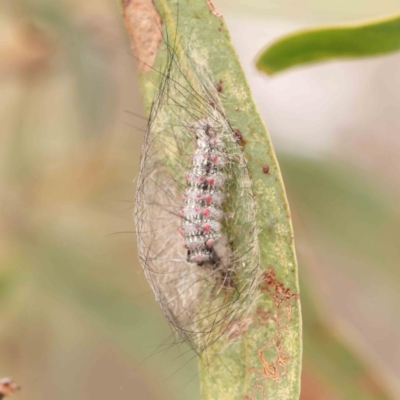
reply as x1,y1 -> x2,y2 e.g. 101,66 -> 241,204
121,0 -> 302,399
256,13 -> 400,75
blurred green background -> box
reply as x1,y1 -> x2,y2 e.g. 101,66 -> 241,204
1,0 -> 400,399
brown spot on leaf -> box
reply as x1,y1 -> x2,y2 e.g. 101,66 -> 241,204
250,340 -> 290,382
215,79 -> 223,92
207,99 -> 216,108
233,128 -> 246,146
245,266 -> 299,390
261,266 -> 298,308
244,384 -> 267,400
262,165 -> 270,174
122,0 -> 162,72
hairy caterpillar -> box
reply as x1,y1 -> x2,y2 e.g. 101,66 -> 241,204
134,10 -> 261,354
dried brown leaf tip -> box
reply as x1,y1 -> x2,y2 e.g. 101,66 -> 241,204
122,0 -> 162,72
207,0 -> 222,17
0,378 -> 20,399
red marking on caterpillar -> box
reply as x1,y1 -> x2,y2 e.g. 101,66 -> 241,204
206,238 -> 215,247
203,208 -> 210,217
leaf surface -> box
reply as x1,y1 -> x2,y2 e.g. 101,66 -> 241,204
121,0 -> 302,399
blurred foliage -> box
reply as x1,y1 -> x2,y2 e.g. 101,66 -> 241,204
214,0 -> 400,23
0,0 -> 399,399
299,272 -> 391,400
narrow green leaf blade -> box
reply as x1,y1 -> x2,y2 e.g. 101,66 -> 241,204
122,0 -> 302,399
256,13 -> 400,75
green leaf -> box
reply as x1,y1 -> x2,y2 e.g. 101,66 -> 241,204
122,0 -> 301,399
256,13 -> 400,75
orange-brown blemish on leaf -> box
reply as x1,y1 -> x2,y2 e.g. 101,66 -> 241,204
244,384 -> 268,400
122,0 -> 162,72
244,266 -> 299,394
261,266 -> 299,308
254,306 -> 273,325
285,304 -> 293,322
250,340 -> 291,382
